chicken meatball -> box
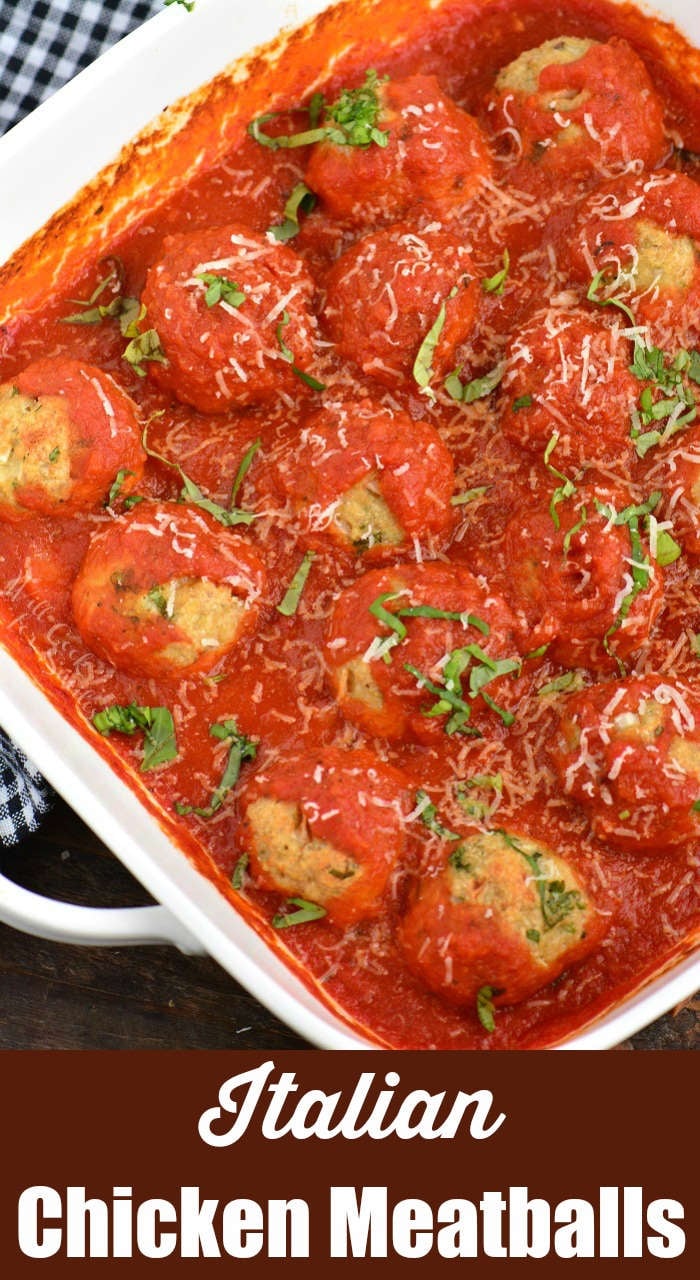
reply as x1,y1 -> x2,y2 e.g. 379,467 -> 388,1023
72,502 -> 267,678
241,746 -> 411,926
487,36 -> 666,188
323,223 -> 479,389
305,72 -> 493,226
551,675 -> 700,849
398,827 -> 603,1009
650,425 -> 700,555
501,478 -> 665,669
0,358 -> 144,523
274,399 -> 455,555
325,562 -> 521,743
498,308 -> 638,467
567,170 -> 700,344
140,224 -> 319,414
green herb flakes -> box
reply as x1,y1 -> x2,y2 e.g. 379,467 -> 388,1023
248,69 -> 388,152
196,273 -> 246,309
231,854 -> 249,891
476,986 -> 497,1033
269,183 -> 317,242
277,550 -> 315,616
175,720 -> 257,819
93,704 -> 177,772
272,898 -> 327,929
482,248 -> 510,296
414,789 -> 461,841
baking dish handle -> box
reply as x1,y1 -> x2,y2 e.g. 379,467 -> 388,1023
0,871 -> 206,954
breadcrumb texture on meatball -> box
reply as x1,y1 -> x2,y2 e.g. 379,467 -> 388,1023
0,357 -> 144,522
398,827 -> 603,1008
72,501 -> 267,679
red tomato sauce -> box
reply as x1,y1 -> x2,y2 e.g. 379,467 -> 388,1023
0,0 -> 699,1047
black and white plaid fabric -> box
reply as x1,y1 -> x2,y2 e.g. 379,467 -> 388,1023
0,728 -> 53,845
0,0 -> 162,136
0,2 -> 162,840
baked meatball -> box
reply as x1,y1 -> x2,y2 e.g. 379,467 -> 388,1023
501,477 -> 665,670
241,746 -> 411,926
498,308 -> 637,467
567,170 -> 700,344
323,223 -> 479,388
306,72 -> 493,226
141,224 -> 319,414
551,675 -> 700,850
0,358 -> 144,523
398,827 -> 603,1009
274,398 -> 455,555
487,35 -> 666,187
72,502 -> 267,679
651,426 -> 700,555
325,562 -> 520,743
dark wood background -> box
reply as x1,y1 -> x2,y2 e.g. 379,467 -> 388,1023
0,797 -> 697,1050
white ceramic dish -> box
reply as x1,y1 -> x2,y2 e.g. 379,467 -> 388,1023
0,0 -> 698,1049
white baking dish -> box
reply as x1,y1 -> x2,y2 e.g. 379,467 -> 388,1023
0,0 -> 698,1049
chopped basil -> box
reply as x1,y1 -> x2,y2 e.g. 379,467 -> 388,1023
445,362 -> 505,404
538,670 -> 585,697
525,643 -> 550,660
272,898 -> 327,928
414,789 -> 461,841
690,632 -> 700,659
482,248 -> 510,296
229,438 -> 262,508
123,326 -> 166,378
368,591 -> 409,662
147,586 -> 169,618
692,800 -> 700,814
248,69 -> 388,152
544,433 -> 576,530
456,774 -> 503,822
406,643 -> 519,733
499,831 -> 585,931
142,423 -> 255,527
326,69 -> 389,147
451,486 -> 490,507
276,310 -> 325,391
92,703 -> 177,772
654,526 -> 682,567
164,0 -> 195,11
562,504 -> 587,556
526,928 -> 541,944
106,468 -> 135,507
618,809 -> 631,821
196,273 -> 245,308
367,593 -> 489,668
512,393 -> 533,411
476,986 -> 497,1033
595,491 -> 674,654
231,853 -> 249,891
413,286 -> 457,398
48,447 -> 60,463
587,268 -> 635,326
269,183 -> 317,242
628,340 -> 697,458
276,550 -> 315,616
175,720 -> 257,819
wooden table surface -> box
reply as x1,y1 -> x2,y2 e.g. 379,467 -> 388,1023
0,797 -> 697,1051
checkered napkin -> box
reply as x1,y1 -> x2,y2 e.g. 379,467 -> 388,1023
0,728 -> 54,846
0,2 -> 161,841
0,0 -> 163,136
